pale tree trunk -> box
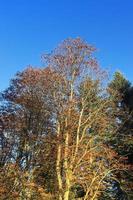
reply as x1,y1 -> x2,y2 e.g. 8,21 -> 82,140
63,73 -> 75,200
56,122 -> 63,200
64,189 -> 70,200
63,130 -> 70,200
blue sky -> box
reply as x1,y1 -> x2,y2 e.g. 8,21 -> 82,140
0,0 -> 133,90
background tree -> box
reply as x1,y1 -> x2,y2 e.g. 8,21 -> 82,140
0,67 -> 57,199
108,71 -> 133,199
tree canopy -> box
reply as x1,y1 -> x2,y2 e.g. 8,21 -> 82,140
0,38 -> 132,200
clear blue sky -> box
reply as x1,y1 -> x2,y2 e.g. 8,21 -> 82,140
0,0 -> 133,90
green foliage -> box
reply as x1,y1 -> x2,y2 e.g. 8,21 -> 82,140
107,71 -> 133,200
109,71 -> 131,93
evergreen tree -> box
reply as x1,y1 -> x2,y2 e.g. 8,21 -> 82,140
108,71 -> 133,199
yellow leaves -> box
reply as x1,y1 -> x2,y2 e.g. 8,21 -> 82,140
38,186 -> 45,193
25,182 -> 36,188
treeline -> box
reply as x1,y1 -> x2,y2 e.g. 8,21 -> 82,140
0,38 -> 133,200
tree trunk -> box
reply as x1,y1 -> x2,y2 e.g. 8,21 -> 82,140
56,123 -> 63,200
64,189 -> 70,200
63,128 -> 70,200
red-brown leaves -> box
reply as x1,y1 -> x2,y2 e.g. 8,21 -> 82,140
0,38 -> 129,200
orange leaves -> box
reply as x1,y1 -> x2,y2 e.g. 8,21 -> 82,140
0,186 -> 6,194
42,38 -> 104,84
25,182 -> 36,188
1,37 -> 130,199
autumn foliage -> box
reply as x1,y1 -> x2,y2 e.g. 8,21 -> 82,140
0,38 -> 132,200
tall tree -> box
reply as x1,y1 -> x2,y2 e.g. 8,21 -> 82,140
42,38 -> 125,200
108,71 -> 133,199
0,67 -> 57,199
0,39 -> 128,200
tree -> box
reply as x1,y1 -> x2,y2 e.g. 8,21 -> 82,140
0,38 -> 128,200
0,67 -> 56,199
108,71 -> 133,199
42,38 -> 125,200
